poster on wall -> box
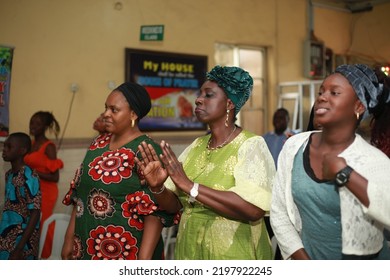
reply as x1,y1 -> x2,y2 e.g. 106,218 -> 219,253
125,48 -> 208,131
0,46 -> 13,140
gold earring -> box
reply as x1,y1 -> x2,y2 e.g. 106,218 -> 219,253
225,109 -> 230,127
356,112 -> 360,120
131,119 -> 135,127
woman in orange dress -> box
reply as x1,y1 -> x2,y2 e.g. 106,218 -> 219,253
24,111 -> 64,259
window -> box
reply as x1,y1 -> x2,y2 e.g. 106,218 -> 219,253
214,43 -> 267,135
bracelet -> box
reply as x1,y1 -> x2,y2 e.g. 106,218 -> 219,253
149,185 -> 165,195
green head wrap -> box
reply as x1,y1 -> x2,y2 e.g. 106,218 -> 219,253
206,65 -> 253,115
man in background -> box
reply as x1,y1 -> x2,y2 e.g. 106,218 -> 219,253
263,108 -> 294,168
263,107 -> 294,260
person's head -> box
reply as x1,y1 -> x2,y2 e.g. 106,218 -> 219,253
29,111 -> 60,139
195,65 -> 253,127
103,82 -> 151,134
370,68 -> 390,157
2,132 -> 31,163
93,113 -> 106,134
314,64 -> 386,130
272,108 -> 289,135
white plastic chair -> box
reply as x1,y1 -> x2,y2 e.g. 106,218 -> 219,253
162,225 -> 177,260
39,213 -> 71,260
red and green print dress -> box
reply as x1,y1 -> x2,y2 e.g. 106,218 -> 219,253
63,133 -> 179,260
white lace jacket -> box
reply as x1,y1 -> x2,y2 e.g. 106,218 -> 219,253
270,131 -> 390,259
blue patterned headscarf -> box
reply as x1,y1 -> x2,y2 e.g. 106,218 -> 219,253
206,65 -> 253,115
335,64 -> 385,119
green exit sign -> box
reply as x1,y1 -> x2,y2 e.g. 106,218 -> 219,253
140,25 -> 164,41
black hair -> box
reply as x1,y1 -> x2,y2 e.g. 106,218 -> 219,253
8,132 -> 32,155
307,106 -> 316,131
275,108 -> 289,119
32,111 -> 61,139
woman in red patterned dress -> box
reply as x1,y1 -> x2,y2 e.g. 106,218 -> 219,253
61,82 -> 178,260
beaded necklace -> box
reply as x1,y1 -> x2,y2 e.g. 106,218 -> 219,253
207,125 -> 237,151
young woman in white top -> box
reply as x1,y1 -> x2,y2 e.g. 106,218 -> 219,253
271,64 -> 390,260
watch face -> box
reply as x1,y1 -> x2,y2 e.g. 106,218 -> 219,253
190,183 -> 199,199
190,188 -> 198,197
336,172 -> 348,185
335,166 -> 353,187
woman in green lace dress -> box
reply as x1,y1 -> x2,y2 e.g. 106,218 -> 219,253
61,82 -> 178,260
137,66 -> 276,259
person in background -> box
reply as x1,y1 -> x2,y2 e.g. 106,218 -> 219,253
0,132 -> 41,259
370,67 -> 390,158
370,67 -> 390,243
271,64 -> 390,260
263,108 -> 295,168
262,107 -> 294,259
92,113 -> 106,135
61,82 -> 178,260
136,65 -> 276,260
24,111 -> 63,259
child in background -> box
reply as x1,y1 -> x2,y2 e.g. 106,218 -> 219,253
24,111 -> 63,258
0,132 -> 41,259
92,113 -> 106,134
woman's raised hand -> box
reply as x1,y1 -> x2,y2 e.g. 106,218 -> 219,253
136,141 -> 168,188
159,140 -> 191,189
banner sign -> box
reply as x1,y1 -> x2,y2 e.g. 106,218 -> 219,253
125,48 -> 208,131
0,46 -> 13,139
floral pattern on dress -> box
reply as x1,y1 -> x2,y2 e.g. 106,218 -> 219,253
87,188 -> 116,219
63,134 -> 179,260
173,212 -> 182,225
90,134 -> 110,150
73,234 -> 83,259
75,198 -> 84,218
88,147 -> 135,184
160,212 -> 182,228
121,191 -> 158,230
86,225 -> 138,260
62,164 -> 83,206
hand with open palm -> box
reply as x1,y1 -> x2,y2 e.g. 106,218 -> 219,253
136,141 -> 168,189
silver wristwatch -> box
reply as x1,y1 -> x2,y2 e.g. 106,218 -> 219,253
189,183 -> 199,203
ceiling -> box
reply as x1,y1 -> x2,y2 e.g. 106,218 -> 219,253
313,0 -> 390,12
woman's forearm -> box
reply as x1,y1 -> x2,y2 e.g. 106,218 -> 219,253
138,215 -> 163,260
149,186 -> 182,213
37,170 -> 59,182
61,206 -> 76,259
188,184 -> 264,221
